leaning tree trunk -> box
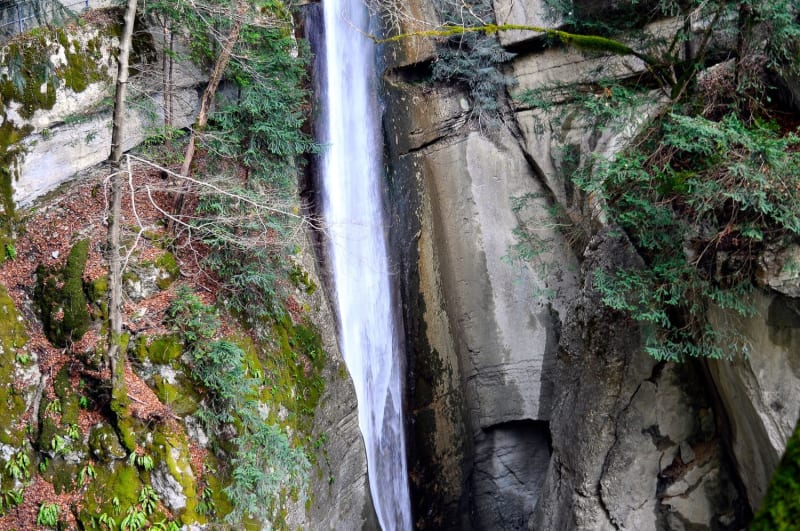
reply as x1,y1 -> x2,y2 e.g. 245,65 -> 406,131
168,0 -> 248,232
107,0 -> 138,450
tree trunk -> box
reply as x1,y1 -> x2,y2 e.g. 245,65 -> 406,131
107,0 -> 138,450
168,0 -> 248,232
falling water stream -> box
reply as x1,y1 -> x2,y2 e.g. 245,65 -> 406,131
319,0 -> 413,529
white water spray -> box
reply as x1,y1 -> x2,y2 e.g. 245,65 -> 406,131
319,0 -> 412,529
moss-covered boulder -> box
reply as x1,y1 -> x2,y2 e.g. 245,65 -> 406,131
34,239 -> 91,347
132,334 -> 182,365
0,284 -> 28,446
88,422 -> 128,463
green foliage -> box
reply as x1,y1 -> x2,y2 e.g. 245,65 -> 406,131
37,502 -> 60,527
166,286 -> 311,525
0,488 -> 23,515
128,452 -> 154,472
4,451 -> 30,481
79,463 -> 96,486
120,506 -> 147,531
743,0 -> 800,80
578,110 -> 800,360
197,486 -> 217,516
138,485 -> 160,515
166,285 -> 220,345
224,423 -> 310,525
516,79 -> 651,133
751,419 -> 800,529
34,239 -> 92,347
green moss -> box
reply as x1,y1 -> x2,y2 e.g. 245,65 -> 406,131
53,366 -> 80,425
43,457 -> 81,494
288,266 -> 316,295
33,239 -> 91,347
0,284 -> 28,446
752,419 -> 800,529
87,274 -> 108,304
151,426 -> 200,523
133,334 -> 182,364
0,120 -> 32,246
88,422 -> 127,462
261,318 -> 326,437
37,414 -> 59,453
77,462 -> 143,528
154,252 -> 180,290
153,373 -> 200,417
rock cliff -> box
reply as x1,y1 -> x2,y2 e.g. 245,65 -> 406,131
380,0 -> 800,529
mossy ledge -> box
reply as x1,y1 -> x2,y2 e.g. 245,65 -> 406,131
0,19 -> 115,246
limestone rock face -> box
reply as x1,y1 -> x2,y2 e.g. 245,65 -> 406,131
385,62 -> 578,528
529,232 -> 743,531
379,4 -> 791,529
9,23 -> 205,207
707,292 -> 800,510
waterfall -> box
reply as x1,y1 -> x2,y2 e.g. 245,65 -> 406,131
319,0 -> 413,529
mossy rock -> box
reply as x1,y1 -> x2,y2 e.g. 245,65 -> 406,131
152,373 -> 199,417
86,274 -> 108,318
41,456 -> 82,494
0,284 -> 28,446
34,239 -> 91,347
77,462 -> 143,528
88,422 -> 127,463
154,251 -> 180,290
150,426 -> 199,523
132,334 -> 182,364
53,365 -> 80,426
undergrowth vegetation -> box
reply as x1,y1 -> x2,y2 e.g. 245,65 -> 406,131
166,286 -> 312,525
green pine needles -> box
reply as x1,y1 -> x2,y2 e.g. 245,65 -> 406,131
580,111 -> 800,361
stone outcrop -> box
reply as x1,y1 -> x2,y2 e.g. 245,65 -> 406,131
5,17 -> 205,206
385,71 -> 578,526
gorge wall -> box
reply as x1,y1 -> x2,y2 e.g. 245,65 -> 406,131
380,1 -> 800,529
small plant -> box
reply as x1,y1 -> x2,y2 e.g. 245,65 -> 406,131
39,457 -> 49,473
4,451 -> 30,481
4,243 -> 16,260
79,395 -> 90,409
44,400 -> 62,415
36,502 -> 60,527
14,352 -> 29,365
111,496 -> 121,515
66,424 -> 80,440
138,485 -> 159,515
128,452 -> 154,472
0,488 -> 23,514
96,512 -> 116,530
120,505 -> 147,531
79,463 -> 96,486
197,486 -> 216,516
50,435 -> 69,456
150,520 -> 181,531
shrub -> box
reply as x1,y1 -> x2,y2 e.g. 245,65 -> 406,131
578,112 -> 800,360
